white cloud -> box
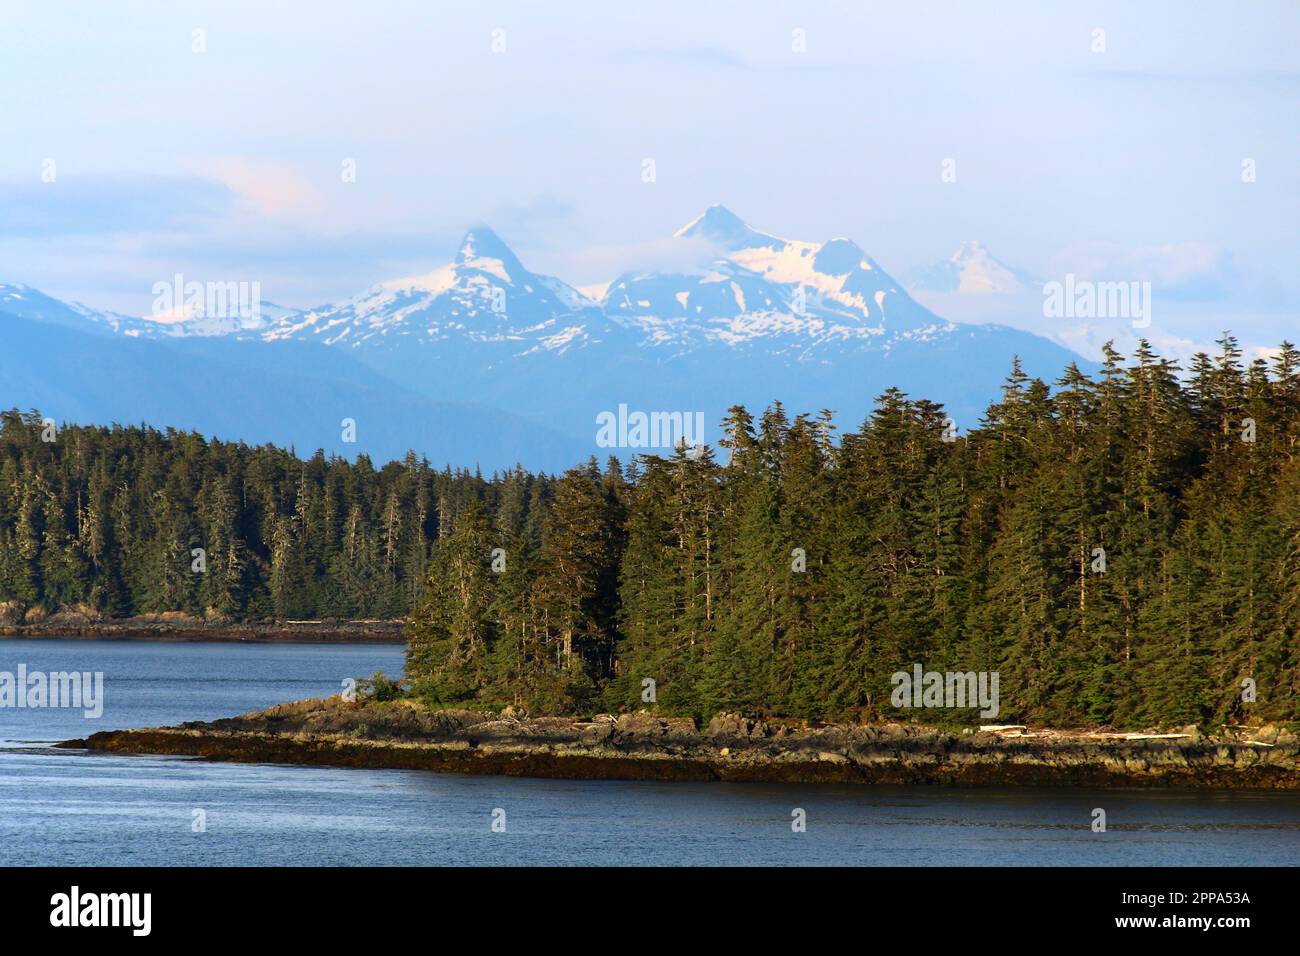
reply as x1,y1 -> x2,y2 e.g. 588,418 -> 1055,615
563,235 -> 724,285
199,158 -> 322,220
1048,241 -> 1228,298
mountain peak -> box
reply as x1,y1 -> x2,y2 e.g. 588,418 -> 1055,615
673,204 -> 779,251
812,237 -> 871,276
952,240 -> 992,261
675,203 -> 744,235
456,225 -> 519,268
909,241 -> 1035,295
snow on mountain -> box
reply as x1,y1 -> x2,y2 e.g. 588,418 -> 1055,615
263,226 -> 610,358
0,281 -> 302,340
0,283 -> 133,337
8,215 -> 1029,363
908,241 -> 1039,295
602,204 -> 948,353
671,203 -> 780,251
114,300 -> 299,338
4,211 -> 1097,462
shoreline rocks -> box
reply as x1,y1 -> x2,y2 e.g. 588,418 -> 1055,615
63,698 -> 1300,790
0,616 -> 406,643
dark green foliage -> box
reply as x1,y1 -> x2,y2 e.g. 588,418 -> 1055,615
358,671 -> 402,702
6,337 -> 1300,728
0,410 -> 494,623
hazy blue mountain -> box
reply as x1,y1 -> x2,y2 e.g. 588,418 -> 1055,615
907,240 -> 1041,295
0,311 -> 585,472
245,206 -> 1092,445
605,204 -> 945,350
1,207 -> 1095,464
0,282 -> 298,339
264,226 -> 621,355
0,283 -> 124,337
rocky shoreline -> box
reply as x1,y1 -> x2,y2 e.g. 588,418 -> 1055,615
0,615 -> 406,643
64,697 -> 1300,789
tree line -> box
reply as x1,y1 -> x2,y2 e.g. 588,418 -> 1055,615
0,414 -> 514,622
4,335 -> 1299,727
408,336 -> 1300,727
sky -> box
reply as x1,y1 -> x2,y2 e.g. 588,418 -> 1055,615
2,0 -> 1297,361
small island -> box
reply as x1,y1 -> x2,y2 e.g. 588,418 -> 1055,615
64,697 -> 1300,789
17,344 -> 1300,794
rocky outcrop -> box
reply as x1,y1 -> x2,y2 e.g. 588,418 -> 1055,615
62,699 -> 1300,789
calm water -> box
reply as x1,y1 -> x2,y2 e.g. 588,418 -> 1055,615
2,639 -> 1298,866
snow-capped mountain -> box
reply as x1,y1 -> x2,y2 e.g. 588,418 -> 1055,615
603,205 -> 949,353
235,207 -> 1086,441
3,208 -> 1096,465
13,211 -> 1041,362
908,241 -> 1039,295
102,300 -> 299,338
0,283 -> 132,337
0,282 -> 301,340
264,226 -> 614,359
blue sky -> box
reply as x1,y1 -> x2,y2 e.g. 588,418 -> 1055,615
2,0 -> 1296,359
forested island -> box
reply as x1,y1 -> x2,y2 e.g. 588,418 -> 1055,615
8,336 -> 1300,731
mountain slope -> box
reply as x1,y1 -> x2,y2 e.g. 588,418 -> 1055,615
0,283 -> 125,337
908,241 -> 1040,295
265,226 -> 618,355
603,205 -> 949,354
3,209 -> 1095,463
0,312 -> 585,471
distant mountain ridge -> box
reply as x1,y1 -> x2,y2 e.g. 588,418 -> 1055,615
2,207 -> 1096,467
261,226 -> 614,358
907,240 -> 1040,295
0,311 -> 588,472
